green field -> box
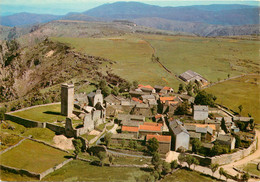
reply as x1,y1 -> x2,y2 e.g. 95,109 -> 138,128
42,160 -> 150,181
0,139 -> 69,173
51,35 -> 259,90
1,121 -> 56,144
206,75 -> 260,123
51,36 -> 180,89
11,104 -> 66,123
161,169 -> 218,182
239,163 -> 260,176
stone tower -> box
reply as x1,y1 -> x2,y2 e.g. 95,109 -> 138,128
61,83 -> 74,117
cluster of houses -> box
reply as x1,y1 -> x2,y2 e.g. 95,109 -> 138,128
61,70 -> 254,155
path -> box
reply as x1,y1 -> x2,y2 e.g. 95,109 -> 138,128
222,130 -> 260,178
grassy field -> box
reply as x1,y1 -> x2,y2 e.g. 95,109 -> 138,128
161,169 -> 218,182
144,35 -> 259,82
11,104 -> 66,123
51,36 -> 180,89
0,139 -> 69,173
239,163 -> 260,176
1,121 -> 56,144
51,35 -> 259,90
206,75 -> 260,123
42,160 -> 151,181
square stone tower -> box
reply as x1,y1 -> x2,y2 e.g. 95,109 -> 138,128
61,83 -> 74,117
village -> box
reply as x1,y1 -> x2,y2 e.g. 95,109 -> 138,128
1,69 -> 258,181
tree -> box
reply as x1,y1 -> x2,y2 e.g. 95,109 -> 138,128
147,137 -> 159,154
170,160 -> 178,170
119,82 -> 132,92
0,107 -> 6,121
185,155 -> 195,169
242,172 -> 250,182
178,83 -> 185,94
104,133 -> 112,147
98,80 -> 107,89
108,155 -> 114,165
133,80 -> 139,89
151,170 -> 160,181
178,153 -> 186,166
111,86 -> 119,96
162,161 -> 171,175
219,167 -> 224,180
97,151 -> 107,166
129,139 -> 134,149
211,143 -> 229,156
101,86 -> 111,97
227,74 -> 230,78
194,90 -> 216,107
221,118 -> 228,133
174,101 -> 189,115
121,139 -> 125,147
72,139 -> 82,159
133,140 -> 138,150
235,135 -> 241,148
238,105 -> 243,115
192,158 -> 199,170
151,152 -> 161,167
210,163 -> 219,176
191,139 -> 201,154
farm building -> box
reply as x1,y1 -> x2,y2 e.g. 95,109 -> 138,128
179,70 -> 208,84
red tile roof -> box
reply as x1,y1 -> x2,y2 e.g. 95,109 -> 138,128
138,84 -> 154,90
155,114 -> 162,119
122,126 -> 139,132
159,96 -> 176,103
143,122 -> 163,127
162,86 -> 172,91
132,97 -> 143,103
146,134 -> 171,142
139,125 -> 162,132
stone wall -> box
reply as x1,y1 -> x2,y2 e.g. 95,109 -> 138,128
5,114 -> 45,128
0,164 -> 40,179
0,138 -> 27,155
46,122 -> 65,134
211,140 -> 257,165
39,158 -> 73,180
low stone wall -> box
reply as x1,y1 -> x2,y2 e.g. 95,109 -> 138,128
39,158 -> 73,180
89,124 -> 107,144
108,148 -> 146,156
110,164 -> 151,168
233,167 -> 260,179
0,164 -> 40,179
28,138 -> 70,153
46,122 -> 65,134
0,137 -> 27,155
189,153 -> 212,166
211,140 -> 257,165
5,114 -> 45,128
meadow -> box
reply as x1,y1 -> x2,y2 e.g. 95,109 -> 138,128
42,160 -> 151,181
161,169 -> 218,182
51,34 -> 259,90
206,75 -> 260,123
0,139 -> 69,173
11,104 -> 66,123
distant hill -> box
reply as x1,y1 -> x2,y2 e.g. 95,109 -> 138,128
84,2 -> 259,25
133,17 -> 259,36
1,12 -> 61,27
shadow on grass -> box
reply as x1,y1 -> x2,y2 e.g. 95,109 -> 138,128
140,167 -> 153,172
43,111 -> 62,116
64,155 -> 74,159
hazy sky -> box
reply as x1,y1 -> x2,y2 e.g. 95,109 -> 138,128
1,0 -> 259,16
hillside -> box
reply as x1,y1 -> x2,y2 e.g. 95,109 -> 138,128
0,12 -> 61,27
84,2 -> 259,25
133,17 -> 260,37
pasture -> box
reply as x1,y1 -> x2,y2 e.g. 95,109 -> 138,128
10,104 -> 66,123
161,169 -> 218,182
42,160 -> 150,181
0,139 -> 69,173
51,34 -> 259,90
206,75 -> 260,123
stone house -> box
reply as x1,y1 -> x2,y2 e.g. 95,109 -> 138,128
88,90 -> 103,107
146,134 -> 171,154
216,134 -> 236,150
193,105 -> 208,120
138,84 -> 156,94
121,126 -> 139,138
179,70 -> 208,84
169,120 -> 190,151
139,123 -> 163,137
104,94 -> 121,106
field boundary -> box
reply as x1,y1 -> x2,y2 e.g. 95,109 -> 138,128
0,137 -> 28,155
